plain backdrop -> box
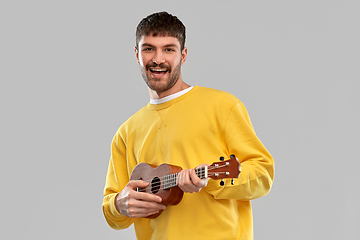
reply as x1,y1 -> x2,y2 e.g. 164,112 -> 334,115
1,1 -> 359,239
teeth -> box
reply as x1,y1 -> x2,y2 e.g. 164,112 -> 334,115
151,68 -> 167,72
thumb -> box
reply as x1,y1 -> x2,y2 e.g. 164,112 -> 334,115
127,180 -> 150,189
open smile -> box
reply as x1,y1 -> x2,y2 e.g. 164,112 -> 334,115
150,68 -> 168,78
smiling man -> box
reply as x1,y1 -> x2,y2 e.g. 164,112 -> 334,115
102,12 -> 274,240
136,30 -> 188,99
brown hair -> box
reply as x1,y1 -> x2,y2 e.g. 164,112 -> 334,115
136,11 -> 186,50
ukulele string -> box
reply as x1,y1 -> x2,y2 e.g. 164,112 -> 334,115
136,165 -> 230,192
137,171 -> 229,193
136,165 -> 228,183
137,165 -> 228,186
135,166 -> 226,186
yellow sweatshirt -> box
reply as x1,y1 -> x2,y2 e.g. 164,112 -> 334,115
103,86 -> 274,240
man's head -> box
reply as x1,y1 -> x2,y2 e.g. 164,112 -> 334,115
135,12 -> 188,97
136,11 -> 186,51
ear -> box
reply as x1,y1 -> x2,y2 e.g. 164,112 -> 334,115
181,47 -> 187,66
134,46 -> 140,64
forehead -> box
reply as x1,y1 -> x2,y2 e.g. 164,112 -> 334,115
139,35 -> 181,48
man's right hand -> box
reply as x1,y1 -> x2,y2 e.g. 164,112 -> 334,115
115,180 -> 166,218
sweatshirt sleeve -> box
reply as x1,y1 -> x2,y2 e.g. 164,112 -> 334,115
102,131 -> 134,229
204,101 -> 274,200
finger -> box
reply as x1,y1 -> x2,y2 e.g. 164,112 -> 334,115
135,211 -> 161,218
181,170 -> 193,190
127,207 -> 162,218
132,190 -> 163,203
177,170 -> 188,192
128,198 -> 166,211
195,164 -> 209,188
178,169 -> 198,193
189,168 -> 208,188
189,169 -> 205,192
127,199 -> 166,218
128,209 -> 162,218
127,179 -> 150,189
116,181 -> 164,218
177,169 -> 186,185
127,180 -> 162,203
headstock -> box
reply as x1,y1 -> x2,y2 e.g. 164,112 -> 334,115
207,155 -> 241,180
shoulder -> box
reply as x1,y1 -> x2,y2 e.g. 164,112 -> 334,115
116,105 -> 149,137
193,86 -> 244,108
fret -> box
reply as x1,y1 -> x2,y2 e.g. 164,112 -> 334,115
195,167 -> 206,179
162,166 -> 209,190
164,174 -> 168,189
163,172 -> 179,190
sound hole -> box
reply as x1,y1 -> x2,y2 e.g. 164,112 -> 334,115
151,177 -> 161,194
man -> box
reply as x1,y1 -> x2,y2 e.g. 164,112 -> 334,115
103,11 -> 274,240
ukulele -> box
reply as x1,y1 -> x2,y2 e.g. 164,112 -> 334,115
129,155 -> 241,218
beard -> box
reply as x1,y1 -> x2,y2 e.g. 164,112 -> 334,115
140,60 -> 182,93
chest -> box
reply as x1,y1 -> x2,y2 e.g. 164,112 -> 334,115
128,105 -> 226,167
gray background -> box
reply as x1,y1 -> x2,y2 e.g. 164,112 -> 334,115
1,0 -> 359,239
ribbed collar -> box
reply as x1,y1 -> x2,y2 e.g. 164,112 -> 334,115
146,85 -> 199,111
150,86 -> 194,105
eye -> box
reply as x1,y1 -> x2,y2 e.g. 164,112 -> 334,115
165,48 -> 175,52
143,47 -> 153,52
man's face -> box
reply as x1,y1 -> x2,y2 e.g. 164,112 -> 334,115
135,34 -> 187,93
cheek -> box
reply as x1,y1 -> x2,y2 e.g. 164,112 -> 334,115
138,54 -> 148,66
169,57 -> 180,67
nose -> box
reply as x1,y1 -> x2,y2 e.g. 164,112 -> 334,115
153,50 -> 165,64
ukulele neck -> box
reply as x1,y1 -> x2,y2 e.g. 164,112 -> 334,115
163,167 -> 207,190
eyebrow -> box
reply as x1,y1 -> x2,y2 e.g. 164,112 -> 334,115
141,43 -> 179,49
163,44 -> 178,49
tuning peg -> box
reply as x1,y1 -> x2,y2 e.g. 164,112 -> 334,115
231,178 -> 235,185
230,154 -> 235,159
219,158 -> 224,186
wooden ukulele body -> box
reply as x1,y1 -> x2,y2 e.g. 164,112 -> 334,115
130,163 -> 184,218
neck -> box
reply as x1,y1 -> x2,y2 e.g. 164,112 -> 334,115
149,79 -> 190,99
163,167 -> 207,190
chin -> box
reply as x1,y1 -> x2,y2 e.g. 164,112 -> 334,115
147,79 -> 177,93
149,84 -> 171,93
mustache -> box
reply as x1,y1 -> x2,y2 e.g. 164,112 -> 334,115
145,62 -> 171,72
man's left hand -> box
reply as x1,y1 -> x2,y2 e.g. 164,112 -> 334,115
177,164 -> 209,193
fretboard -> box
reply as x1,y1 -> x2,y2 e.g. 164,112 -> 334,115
163,167 -> 207,190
